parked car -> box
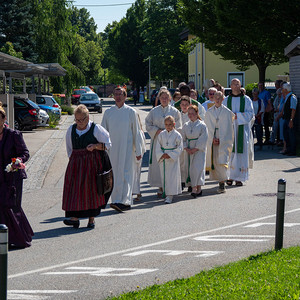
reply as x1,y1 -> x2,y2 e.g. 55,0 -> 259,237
79,93 -> 102,113
71,89 -> 86,104
38,109 -> 49,127
36,95 -> 61,119
14,97 -> 41,131
80,86 -> 94,93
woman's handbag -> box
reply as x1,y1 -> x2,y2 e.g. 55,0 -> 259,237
96,168 -> 113,195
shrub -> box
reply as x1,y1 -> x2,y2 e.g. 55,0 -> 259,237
61,105 -> 74,115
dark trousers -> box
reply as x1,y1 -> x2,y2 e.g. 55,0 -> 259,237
252,123 -> 263,146
283,119 -> 296,154
263,112 -> 271,141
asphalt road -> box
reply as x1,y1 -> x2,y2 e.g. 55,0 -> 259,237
6,99 -> 300,300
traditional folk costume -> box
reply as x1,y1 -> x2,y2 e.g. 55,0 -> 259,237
204,105 -> 235,182
223,95 -> 255,182
145,105 -> 182,188
155,129 -> 183,199
181,120 -> 208,187
101,104 -> 144,206
0,127 -> 33,248
63,121 -> 111,218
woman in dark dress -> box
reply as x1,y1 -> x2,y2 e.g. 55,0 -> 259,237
0,103 -> 34,248
62,105 -> 112,229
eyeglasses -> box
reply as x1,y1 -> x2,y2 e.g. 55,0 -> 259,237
209,93 -> 215,95
74,116 -> 87,123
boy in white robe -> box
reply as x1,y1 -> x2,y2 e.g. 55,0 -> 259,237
156,116 -> 183,204
182,105 -> 208,198
204,91 -> 235,193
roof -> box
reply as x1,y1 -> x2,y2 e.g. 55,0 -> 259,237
0,51 -> 66,77
284,37 -> 300,58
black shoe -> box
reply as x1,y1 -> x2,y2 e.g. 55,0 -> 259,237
287,152 -> 296,156
87,222 -> 95,229
197,190 -> 203,196
110,203 -> 131,212
188,186 -> 192,192
191,192 -> 197,198
63,219 -> 80,228
181,182 -> 186,190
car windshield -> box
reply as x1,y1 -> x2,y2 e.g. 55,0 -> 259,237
80,95 -> 98,101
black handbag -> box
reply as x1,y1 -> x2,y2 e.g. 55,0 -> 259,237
96,168 -> 113,195
96,150 -> 113,196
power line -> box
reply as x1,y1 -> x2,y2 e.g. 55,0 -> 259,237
73,2 -> 134,7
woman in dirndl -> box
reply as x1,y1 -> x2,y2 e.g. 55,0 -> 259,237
62,104 -> 112,229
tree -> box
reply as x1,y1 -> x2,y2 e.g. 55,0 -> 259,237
178,0 -> 300,82
0,42 -> 23,59
141,0 -> 187,81
107,0 -> 148,88
0,0 -> 37,61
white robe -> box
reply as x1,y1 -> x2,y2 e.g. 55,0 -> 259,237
101,104 -> 144,205
179,112 -> 190,183
182,119 -> 208,186
204,105 -> 235,181
156,129 -> 183,196
198,103 -> 206,120
223,95 -> 254,182
132,129 -> 146,195
145,105 -> 182,187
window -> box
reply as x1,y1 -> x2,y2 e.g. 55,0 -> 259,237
227,72 -> 245,87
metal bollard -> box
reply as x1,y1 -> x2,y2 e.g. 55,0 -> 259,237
0,224 -> 8,300
275,179 -> 286,250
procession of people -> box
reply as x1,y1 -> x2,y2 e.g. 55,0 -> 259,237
1,77 -> 298,247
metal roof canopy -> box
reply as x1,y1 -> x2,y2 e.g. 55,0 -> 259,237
284,37 -> 300,58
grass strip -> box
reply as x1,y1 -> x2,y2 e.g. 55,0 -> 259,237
109,246 -> 300,299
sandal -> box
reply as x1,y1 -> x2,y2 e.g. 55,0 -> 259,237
235,181 -> 243,186
226,180 -> 233,186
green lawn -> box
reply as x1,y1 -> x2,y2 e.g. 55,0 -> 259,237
109,246 -> 300,299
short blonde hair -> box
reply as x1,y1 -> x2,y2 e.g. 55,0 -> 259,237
158,89 -> 171,100
214,91 -> 224,100
0,102 -> 5,118
74,104 -> 89,116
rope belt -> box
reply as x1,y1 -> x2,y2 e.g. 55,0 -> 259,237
186,138 -> 198,183
161,147 -> 176,198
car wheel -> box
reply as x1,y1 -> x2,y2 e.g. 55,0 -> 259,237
14,119 -> 22,131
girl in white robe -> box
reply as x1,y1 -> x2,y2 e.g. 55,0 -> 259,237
145,89 -> 182,196
156,116 -> 183,204
182,105 -> 208,198
204,91 -> 235,193
132,114 -> 146,201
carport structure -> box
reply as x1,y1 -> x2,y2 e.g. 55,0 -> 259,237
0,51 -> 66,128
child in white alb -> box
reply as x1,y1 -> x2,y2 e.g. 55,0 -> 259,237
156,116 -> 183,204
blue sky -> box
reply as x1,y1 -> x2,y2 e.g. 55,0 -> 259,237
72,1 -> 134,33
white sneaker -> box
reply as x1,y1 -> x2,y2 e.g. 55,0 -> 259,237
164,196 -> 173,204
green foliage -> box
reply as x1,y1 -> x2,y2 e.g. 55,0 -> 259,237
0,42 -> 23,59
48,112 -> 60,128
245,82 -> 258,97
177,0 -> 298,82
109,246 -> 300,299
141,0 -> 187,81
0,0 -> 37,61
60,105 -> 74,115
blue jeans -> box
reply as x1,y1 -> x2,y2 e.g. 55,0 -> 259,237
283,119 -> 296,154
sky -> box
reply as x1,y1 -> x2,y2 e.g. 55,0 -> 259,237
72,0 -> 134,33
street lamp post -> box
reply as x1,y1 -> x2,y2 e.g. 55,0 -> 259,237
148,56 -> 151,101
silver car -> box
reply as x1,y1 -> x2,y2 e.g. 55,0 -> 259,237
79,93 -> 102,113
38,109 -> 49,127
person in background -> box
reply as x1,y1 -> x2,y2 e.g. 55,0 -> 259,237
205,91 -> 234,193
258,82 -> 272,144
0,102 -> 33,248
270,84 -> 282,145
281,83 -> 297,156
170,91 -> 181,106
202,87 -> 217,111
63,105 -> 112,228
182,105 -> 208,198
156,116 -> 183,204
251,88 -> 265,151
199,79 -> 215,104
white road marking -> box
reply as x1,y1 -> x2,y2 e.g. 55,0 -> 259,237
8,290 -> 77,300
124,250 -> 223,258
194,235 -> 274,242
9,207 -> 300,279
245,222 -> 300,228
44,267 -> 158,277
